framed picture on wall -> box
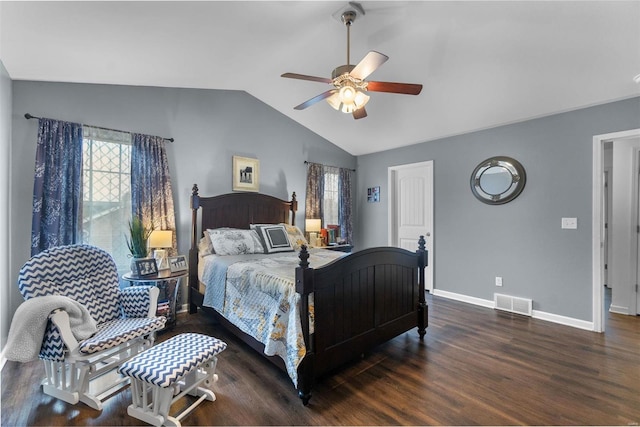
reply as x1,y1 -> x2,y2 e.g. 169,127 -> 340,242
232,156 -> 260,192
367,186 -> 380,202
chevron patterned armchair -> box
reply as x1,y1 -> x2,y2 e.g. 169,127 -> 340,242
17,244 -> 167,410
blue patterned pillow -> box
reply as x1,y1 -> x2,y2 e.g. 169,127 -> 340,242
207,228 -> 264,255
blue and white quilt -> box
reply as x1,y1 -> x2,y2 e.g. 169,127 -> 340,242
199,249 -> 344,386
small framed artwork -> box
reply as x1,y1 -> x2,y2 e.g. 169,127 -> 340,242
168,255 -> 188,273
367,186 -> 380,202
134,258 -> 158,277
232,156 -> 260,192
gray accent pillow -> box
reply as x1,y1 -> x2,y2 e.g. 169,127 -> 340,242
251,224 -> 294,253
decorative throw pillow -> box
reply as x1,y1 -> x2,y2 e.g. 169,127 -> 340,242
251,224 -> 294,253
279,223 -> 308,251
207,228 -> 264,256
198,232 -> 214,256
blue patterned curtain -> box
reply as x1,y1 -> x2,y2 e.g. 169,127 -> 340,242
338,167 -> 353,244
31,118 -> 83,255
131,133 -> 177,255
305,163 -> 324,221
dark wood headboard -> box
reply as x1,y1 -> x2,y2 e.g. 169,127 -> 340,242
189,184 -> 297,243
188,184 -> 298,311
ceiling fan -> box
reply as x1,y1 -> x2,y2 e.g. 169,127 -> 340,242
281,8 -> 423,120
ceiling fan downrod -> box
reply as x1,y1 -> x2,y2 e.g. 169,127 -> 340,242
342,10 -> 356,67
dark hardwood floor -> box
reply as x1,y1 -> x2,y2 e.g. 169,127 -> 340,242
2,293 -> 638,426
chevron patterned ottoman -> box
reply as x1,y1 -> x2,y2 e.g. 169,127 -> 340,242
118,333 -> 227,427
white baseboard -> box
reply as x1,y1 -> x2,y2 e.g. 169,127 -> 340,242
609,304 -> 629,315
177,303 -> 189,314
432,289 -> 595,331
433,289 -> 494,308
531,310 -> 594,331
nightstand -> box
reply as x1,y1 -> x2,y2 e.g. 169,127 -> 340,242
317,244 -> 353,253
122,270 -> 187,331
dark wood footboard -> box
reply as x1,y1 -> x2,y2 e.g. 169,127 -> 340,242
295,237 -> 428,404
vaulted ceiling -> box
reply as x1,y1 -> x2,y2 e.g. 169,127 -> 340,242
1,1 -> 638,155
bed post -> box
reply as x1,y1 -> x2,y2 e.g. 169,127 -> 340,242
295,245 -> 314,405
417,235 -> 428,339
188,184 -> 200,315
290,192 -> 297,226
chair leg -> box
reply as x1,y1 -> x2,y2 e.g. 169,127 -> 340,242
41,360 -> 105,410
41,360 -> 81,406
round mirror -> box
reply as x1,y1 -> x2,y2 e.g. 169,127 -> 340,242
470,156 -> 526,204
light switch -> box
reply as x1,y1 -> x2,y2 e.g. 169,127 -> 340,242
561,217 -> 578,229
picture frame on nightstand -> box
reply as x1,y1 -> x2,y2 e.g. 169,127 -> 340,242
168,255 -> 188,273
134,258 -> 158,277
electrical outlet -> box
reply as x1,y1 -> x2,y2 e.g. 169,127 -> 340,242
561,217 -> 578,229
495,276 -> 503,287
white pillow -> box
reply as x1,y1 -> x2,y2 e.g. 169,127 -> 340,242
198,232 -> 214,256
251,224 -> 294,254
207,228 -> 264,256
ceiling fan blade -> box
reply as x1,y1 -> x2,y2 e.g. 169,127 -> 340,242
350,51 -> 389,80
281,73 -> 332,84
294,90 -> 336,110
352,107 -> 367,120
367,81 -> 423,95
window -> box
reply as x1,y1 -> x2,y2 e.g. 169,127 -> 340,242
306,163 -> 353,245
323,167 -> 339,226
82,127 -> 132,270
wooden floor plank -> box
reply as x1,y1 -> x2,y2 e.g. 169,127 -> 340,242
2,293 -> 638,426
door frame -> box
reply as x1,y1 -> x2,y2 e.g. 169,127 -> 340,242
634,147 -> 640,316
592,128 -> 640,332
388,160 -> 434,292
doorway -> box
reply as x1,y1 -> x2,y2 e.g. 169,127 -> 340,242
592,129 -> 640,332
388,160 -> 434,292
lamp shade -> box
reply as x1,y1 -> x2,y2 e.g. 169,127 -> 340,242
305,219 -> 322,233
148,230 -> 173,248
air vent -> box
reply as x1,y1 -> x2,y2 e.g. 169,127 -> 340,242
494,293 -> 532,316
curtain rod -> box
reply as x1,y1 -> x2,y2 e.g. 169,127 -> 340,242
304,160 -> 355,172
24,113 -> 175,143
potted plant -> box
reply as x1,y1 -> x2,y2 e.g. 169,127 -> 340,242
126,217 -> 152,273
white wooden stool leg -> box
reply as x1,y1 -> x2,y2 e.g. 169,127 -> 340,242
127,383 -> 175,427
203,356 -> 219,389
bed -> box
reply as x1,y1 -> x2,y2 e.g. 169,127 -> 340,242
188,184 -> 428,405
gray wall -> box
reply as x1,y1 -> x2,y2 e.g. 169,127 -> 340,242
0,60 -> 12,351
4,76 -> 639,341
8,81 -> 355,323
356,97 -> 640,321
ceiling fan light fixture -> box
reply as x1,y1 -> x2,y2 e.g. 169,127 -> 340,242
353,89 -> 369,106
327,87 -> 369,113
339,85 -> 356,103
281,3 -> 422,119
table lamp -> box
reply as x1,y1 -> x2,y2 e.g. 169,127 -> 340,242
305,218 -> 322,247
149,230 -> 172,270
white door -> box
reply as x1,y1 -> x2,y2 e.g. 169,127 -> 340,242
388,161 -> 434,292
603,170 -> 610,287
636,150 -> 640,315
